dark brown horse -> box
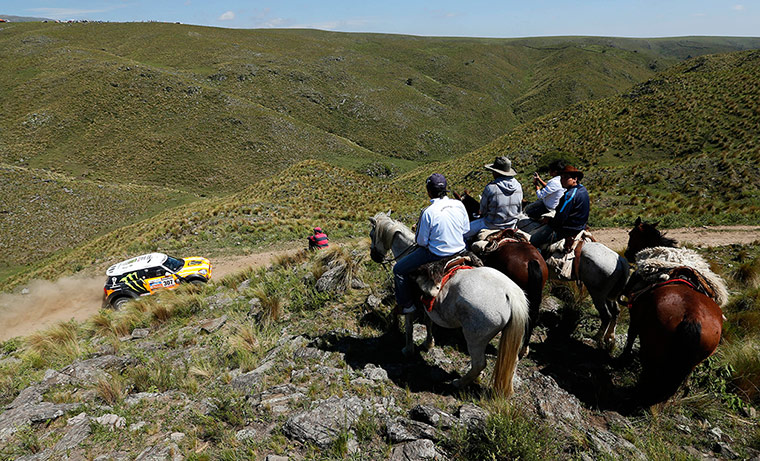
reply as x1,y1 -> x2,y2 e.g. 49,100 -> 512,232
454,191 -> 549,355
623,217 -> 723,404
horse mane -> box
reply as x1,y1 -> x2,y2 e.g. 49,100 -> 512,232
371,212 -> 414,247
635,247 -> 729,306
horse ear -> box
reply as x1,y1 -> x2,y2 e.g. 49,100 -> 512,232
653,221 -> 660,228
386,210 -> 392,217
634,217 -> 641,226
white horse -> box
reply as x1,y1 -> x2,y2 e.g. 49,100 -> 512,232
369,211 -> 529,396
516,216 -> 630,350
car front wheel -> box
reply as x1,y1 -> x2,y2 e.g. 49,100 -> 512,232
111,297 -> 131,310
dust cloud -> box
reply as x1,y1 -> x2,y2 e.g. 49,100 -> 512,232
0,275 -> 104,342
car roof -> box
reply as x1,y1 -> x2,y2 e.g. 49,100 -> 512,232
106,253 -> 168,276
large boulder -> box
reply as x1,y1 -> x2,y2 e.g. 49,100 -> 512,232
283,396 -> 365,448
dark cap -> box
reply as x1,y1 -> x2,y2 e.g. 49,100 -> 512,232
426,173 -> 447,193
314,227 -> 322,233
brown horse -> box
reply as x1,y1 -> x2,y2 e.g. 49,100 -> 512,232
454,191 -> 549,355
623,217 -> 724,404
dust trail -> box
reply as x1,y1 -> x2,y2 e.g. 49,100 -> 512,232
0,275 -> 104,342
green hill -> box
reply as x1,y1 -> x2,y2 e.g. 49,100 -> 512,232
3,22 -> 759,194
2,24 -> 760,284
396,50 -> 760,228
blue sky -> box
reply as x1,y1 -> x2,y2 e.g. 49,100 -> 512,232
3,1 -> 759,38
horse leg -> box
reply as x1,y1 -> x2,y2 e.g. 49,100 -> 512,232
618,306 -> 639,364
420,314 -> 434,351
401,313 -> 415,357
452,339 -> 487,390
590,291 -> 611,349
602,299 -> 620,351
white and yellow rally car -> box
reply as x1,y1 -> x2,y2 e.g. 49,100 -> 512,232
102,253 -> 212,309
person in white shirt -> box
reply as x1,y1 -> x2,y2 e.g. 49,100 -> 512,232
393,173 -> 469,314
524,159 -> 567,221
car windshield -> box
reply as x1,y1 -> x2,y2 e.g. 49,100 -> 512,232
164,256 -> 184,272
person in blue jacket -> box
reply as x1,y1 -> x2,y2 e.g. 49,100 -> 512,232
529,165 -> 589,247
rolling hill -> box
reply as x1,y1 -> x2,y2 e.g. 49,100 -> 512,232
5,51 -> 760,289
2,23 -> 760,285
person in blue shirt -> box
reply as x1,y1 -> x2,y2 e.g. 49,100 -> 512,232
393,173 -> 470,314
529,165 -> 590,248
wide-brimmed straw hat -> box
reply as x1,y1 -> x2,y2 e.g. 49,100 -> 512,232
558,165 -> 584,180
484,156 -> 517,176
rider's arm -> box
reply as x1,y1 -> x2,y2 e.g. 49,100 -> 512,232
416,209 -> 431,247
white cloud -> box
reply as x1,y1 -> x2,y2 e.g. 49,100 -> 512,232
219,11 -> 235,21
733,4 -> 745,10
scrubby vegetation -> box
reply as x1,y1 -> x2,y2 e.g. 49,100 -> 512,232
1,241 -> 758,459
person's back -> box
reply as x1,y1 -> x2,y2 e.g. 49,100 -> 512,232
308,227 -> 329,250
417,196 -> 469,256
481,176 -> 523,229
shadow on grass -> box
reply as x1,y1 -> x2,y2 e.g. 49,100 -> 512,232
527,309 -> 641,415
314,310 -> 496,397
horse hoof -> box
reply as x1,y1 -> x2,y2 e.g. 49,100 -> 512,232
420,341 -> 434,352
519,345 -> 530,358
451,378 -> 463,389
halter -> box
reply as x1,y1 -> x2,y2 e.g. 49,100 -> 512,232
373,231 -> 418,266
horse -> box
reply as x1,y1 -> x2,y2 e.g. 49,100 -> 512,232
622,217 -> 724,403
368,211 -> 529,396
455,190 -> 628,351
452,190 -> 547,354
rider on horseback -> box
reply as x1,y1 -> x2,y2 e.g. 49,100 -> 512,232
524,159 -> 567,220
529,164 -> 589,248
463,156 -> 523,239
393,173 -> 469,315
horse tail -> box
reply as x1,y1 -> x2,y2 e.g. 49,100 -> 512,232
643,319 -> 703,404
493,282 -> 529,397
524,259 -> 544,350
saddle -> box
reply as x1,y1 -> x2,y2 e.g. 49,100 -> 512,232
413,252 -> 483,311
623,266 -> 717,309
545,230 -> 595,281
471,228 -> 531,254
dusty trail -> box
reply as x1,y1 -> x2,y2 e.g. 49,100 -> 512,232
1,226 -> 758,342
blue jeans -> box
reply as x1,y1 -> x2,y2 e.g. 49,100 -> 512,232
393,246 -> 445,308
529,224 -> 558,248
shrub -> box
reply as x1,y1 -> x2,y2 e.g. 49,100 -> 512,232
443,400 -> 562,460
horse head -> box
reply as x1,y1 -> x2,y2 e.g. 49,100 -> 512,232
454,190 -> 480,222
368,211 -> 393,263
625,217 -> 676,262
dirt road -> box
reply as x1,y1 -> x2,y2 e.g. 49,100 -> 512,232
1,226 -> 758,342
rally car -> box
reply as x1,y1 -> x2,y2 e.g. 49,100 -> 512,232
102,253 -> 212,309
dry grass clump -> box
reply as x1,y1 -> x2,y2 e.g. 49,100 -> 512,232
25,320 -> 84,366
318,246 -> 366,291
250,287 -> 282,324
95,375 -> 126,405
731,256 -> 760,288
722,340 -> 760,404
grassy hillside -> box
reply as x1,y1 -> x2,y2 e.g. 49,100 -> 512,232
396,50 -> 760,228
0,164 -> 194,275
3,22 -> 759,194
4,50 -> 760,288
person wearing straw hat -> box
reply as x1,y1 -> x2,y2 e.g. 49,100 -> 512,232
464,156 -> 524,239
529,164 -> 589,248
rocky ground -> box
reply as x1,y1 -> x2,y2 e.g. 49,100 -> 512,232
1,244 -> 758,460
